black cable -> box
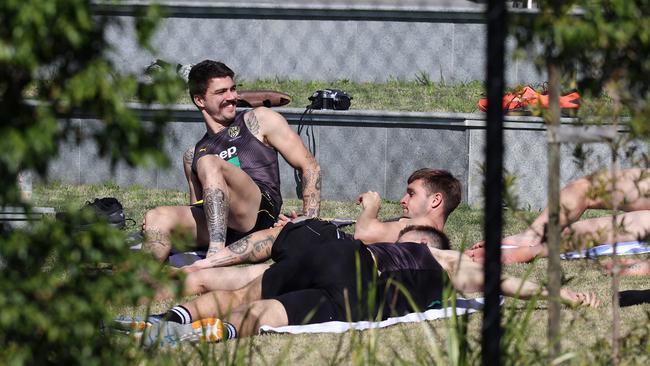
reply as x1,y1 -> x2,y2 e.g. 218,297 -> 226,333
294,105 -> 315,197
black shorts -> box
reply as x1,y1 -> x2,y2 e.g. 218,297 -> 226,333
270,219 -> 349,262
261,237 -> 377,325
225,189 -> 279,244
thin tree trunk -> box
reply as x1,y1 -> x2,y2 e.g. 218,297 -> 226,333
607,81 -> 622,366
546,61 -> 562,358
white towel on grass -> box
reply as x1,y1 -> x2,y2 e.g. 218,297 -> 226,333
561,241 -> 650,260
260,297 -> 493,335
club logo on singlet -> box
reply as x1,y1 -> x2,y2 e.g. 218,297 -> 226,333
228,126 -> 240,139
219,146 -> 240,167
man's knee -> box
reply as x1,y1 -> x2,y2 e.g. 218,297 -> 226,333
184,273 -> 207,295
253,300 -> 288,326
195,155 -> 226,183
142,207 -> 176,260
565,177 -> 591,194
143,206 -> 174,232
241,300 -> 288,331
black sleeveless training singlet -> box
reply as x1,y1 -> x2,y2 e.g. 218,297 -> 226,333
191,110 -> 282,208
365,242 -> 446,314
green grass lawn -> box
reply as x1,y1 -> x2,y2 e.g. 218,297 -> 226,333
164,78 -> 617,118
31,183 -> 650,364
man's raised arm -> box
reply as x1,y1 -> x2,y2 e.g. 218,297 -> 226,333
257,107 -> 321,217
354,191 -> 405,243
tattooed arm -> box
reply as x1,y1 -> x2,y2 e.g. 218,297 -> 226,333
299,155 -> 321,217
183,226 -> 282,271
251,107 -> 322,217
182,146 -> 202,204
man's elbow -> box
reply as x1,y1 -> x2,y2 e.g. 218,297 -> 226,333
353,230 -> 366,242
452,278 -> 484,294
305,159 -> 320,175
294,158 -> 319,177
353,228 -> 373,243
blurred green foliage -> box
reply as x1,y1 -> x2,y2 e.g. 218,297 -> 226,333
0,1 -> 184,364
0,209 -> 179,365
0,0 -> 185,205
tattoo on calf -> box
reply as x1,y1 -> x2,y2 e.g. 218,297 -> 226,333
204,187 -> 228,248
143,229 -> 172,253
245,111 -> 261,136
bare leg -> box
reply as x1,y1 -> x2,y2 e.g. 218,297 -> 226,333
195,155 -> 262,256
562,211 -> 650,248
183,274 -> 265,321
152,264 -> 271,301
466,168 -> 650,263
507,168 -> 650,247
142,205 -> 208,261
183,264 -> 270,295
467,211 -> 650,264
142,154 -> 265,262
226,299 -> 288,337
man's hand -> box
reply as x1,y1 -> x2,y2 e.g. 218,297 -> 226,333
357,191 -> 382,212
274,210 -> 298,227
560,289 -> 600,308
179,264 -> 201,274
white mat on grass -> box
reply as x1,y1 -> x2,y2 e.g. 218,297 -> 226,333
561,241 -> 650,260
260,297 -> 494,335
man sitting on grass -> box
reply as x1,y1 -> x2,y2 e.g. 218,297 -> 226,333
141,60 -> 321,262
116,225 -> 599,346
157,168 -> 462,297
465,167 -> 650,267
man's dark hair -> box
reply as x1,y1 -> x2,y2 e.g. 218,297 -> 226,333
398,225 -> 450,250
407,168 -> 461,219
188,60 -> 235,106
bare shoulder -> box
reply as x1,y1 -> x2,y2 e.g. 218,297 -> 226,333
397,216 -> 434,228
429,248 -> 469,269
245,107 -> 290,140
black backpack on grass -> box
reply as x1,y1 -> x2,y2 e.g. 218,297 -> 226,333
84,197 -> 126,229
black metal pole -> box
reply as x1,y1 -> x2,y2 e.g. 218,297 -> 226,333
482,1 -> 506,365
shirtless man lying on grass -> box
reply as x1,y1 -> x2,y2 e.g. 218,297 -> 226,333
465,168 -> 650,272
154,168 -> 462,298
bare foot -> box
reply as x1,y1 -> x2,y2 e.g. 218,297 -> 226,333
467,241 -> 485,251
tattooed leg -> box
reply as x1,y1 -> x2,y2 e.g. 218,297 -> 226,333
187,226 -> 282,270
204,187 -> 229,256
143,228 -> 172,262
